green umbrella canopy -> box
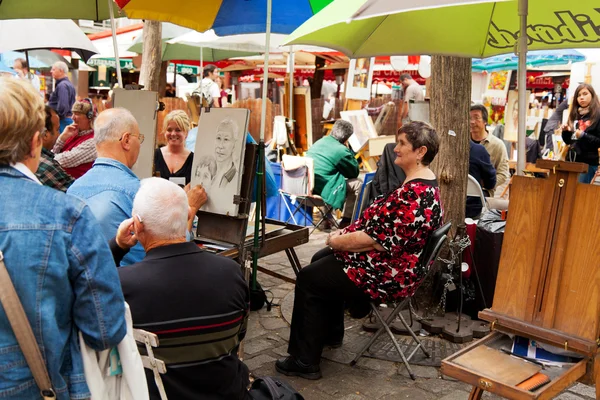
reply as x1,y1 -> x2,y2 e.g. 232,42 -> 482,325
128,26 -> 262,62
0,0 -> 122,20
285,0 -> 600,58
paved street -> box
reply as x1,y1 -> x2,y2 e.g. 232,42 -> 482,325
243,230 -> 596,400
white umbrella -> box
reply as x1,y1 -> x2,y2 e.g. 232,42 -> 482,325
0,19 -> 99,61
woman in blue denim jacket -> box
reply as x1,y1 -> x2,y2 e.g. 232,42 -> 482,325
0,78 -> 127,399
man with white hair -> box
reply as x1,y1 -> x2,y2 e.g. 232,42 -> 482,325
48,61 -> 76,132
112,178 -> 250,400
306,119 -> 361,228
68,108 -> 207,266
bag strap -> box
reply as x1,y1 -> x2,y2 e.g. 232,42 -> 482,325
0,251 -> 56,399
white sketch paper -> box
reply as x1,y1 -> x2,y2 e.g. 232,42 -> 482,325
346,58 -> 375,101
340,109 -> 378,152
191,108 -> 250,216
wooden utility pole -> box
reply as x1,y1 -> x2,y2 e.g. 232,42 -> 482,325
139,20 -> 162,92
429,56 -> 472,238
311,56 -> 326,99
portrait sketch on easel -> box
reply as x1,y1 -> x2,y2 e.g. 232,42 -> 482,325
191,108 -> 250,216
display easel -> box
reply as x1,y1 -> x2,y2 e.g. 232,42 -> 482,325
442,160 -> 600,400
193,143 -> 309,282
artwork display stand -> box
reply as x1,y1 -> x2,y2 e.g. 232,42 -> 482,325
193,143 -> 309,281
441,160 -> 600,400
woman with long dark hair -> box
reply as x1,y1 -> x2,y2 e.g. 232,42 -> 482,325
562,83 -> 600,183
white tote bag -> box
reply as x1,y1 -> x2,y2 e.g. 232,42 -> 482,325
79,303 -> 149,400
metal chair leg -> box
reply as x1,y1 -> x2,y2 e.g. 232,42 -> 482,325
372,304 -> 416,380
397,312 -> 430,359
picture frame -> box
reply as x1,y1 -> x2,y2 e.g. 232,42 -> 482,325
346,57 -> 375,101
112,88 -> 159,180
190,108 -> 250,217
504,89 -> 531,142
485,70 -> 512,98
340,109 -> 378,152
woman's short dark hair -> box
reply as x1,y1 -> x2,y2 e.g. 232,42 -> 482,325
398,121 -> 440,165
470,104 -> 489,123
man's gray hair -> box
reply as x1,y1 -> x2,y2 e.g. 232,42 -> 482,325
94,108 -> 139,144
132,177 -> 189,240
217,117 -> 239,140
52,61 -> 69,74
330,120 -> 354,143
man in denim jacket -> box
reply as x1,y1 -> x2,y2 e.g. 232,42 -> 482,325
0,77 -> 127,399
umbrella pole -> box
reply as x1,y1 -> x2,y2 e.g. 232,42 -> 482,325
251,0 -> 272,291
289,46 -> 294,124
516,0 -> 528,175
108,0 -> 123,88
25,50 -> 32,80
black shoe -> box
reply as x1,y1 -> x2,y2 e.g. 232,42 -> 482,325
275,356 -> 322,380
325,339 -> 343,349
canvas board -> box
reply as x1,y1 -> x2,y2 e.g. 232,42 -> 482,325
112,88 -> 158,179
341,109 -> 378,152
191,108 -> 250,217
504,90 -> 531,142
346,58 -> 375,101
484,70 -> 512,98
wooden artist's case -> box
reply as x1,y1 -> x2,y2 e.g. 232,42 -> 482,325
442,160 -> 600,400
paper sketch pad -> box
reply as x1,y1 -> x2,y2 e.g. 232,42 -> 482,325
453,345 -> 541,386
191,108 -> 250,217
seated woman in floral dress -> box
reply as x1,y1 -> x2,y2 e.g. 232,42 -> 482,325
276,121 -> 444,380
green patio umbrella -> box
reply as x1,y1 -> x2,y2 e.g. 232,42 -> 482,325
285,0 -> 600,58
285,0 -> 600,174
0,0 -> 121,21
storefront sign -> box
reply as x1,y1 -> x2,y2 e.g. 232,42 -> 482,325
87,58 -> 136,70
167,64 -> 199,76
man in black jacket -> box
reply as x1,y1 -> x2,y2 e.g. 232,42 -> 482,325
467,141 -> 497,218
112,177 -> 250,400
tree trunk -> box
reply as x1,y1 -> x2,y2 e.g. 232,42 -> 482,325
310,56 -> 325,99
139,20 -> 162,92
429,56 -> 472,238
158,61 -> 169,96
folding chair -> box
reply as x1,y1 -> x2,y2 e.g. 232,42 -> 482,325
350,222 -> 452,380
279,154 -> 339,234
467,174 -> 489,219
134,329 -> 168,400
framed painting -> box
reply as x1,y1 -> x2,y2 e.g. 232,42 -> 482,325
340,109 -> 378,152
346,58 -> 375,101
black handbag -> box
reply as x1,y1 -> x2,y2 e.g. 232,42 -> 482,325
248,377 -> 304,400
249,280 -> 272,312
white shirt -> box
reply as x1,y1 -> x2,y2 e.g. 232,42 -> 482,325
14,73 -> 42,95
202,78 -> 221,100
11,162 -> 42,185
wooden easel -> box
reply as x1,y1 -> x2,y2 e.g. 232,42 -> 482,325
442,160 -> 600,399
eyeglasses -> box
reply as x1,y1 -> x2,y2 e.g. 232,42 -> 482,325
120,132 -> 145,144
469,117 -> 483,122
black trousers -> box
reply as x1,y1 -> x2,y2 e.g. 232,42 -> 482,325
287,247 -> 370,364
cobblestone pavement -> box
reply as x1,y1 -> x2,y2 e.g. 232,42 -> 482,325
243,230 -> 596,400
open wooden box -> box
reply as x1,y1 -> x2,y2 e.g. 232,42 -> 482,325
442,161 -> 600,400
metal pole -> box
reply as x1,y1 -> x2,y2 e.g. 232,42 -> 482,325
288,46 -> 294,121
25,50 -> 32,80
108,0 -> 123,87
251,0 -> 272,290
259,0 -> 272,142
516,0 -> 528,175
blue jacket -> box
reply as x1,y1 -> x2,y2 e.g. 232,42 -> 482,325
0,165 -> 126,399
47,77 -> 75,120
68,158 -> 145,266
